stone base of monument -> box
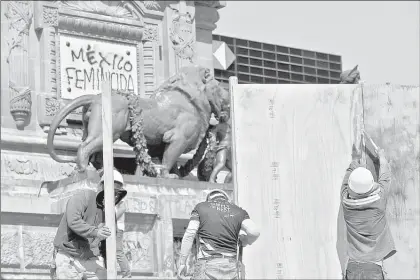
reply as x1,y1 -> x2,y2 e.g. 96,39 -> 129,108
1,153 -> 233,279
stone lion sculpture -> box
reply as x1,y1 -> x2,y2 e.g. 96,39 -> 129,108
47,65 -> 230,179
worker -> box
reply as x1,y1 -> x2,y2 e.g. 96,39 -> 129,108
52,169 -> 127,280
114,175 -> 131,278
177,189 -> 260,280
341,145 -> 397,280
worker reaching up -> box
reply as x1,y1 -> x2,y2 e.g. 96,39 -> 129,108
341,132 -> 397,280
177,189 -> 260,280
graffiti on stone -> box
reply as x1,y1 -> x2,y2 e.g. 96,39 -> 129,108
60,34 -> 138,99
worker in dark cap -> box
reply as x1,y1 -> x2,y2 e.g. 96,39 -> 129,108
177,189 -> 260,279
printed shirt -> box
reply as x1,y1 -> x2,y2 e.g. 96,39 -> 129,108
115,199 -> 126,231
190,198 -> 250,256
341,160 -> 396,263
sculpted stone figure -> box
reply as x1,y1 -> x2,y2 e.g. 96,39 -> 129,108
340,65 -> 361,84
197,114 -> 232,184
47,65 -> 230,179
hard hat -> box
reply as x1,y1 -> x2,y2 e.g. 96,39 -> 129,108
100,169 -> 124,185
206,189 -> 230,201
348,167 -> 375,194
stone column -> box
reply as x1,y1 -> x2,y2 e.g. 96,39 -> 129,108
3,1 -> 34,130
162,1 -> 196,79
194,1 -> 225,75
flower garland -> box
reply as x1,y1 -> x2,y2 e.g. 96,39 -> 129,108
121,91 -> 157,177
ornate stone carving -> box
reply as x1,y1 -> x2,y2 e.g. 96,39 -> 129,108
58,15 -> 143,43
123,231 -> 154,271
45,97 -> 62,117
1,229 -> 20,266
5,1 -> 33,129
22,230 -> 55,267
143,1 -> 161,11
169,8 -> 195,63
4,156 -> 39,175
58,1 -> 135,19
9,85 -> 32,129
143,24 -> 159,42
43,6 -> 59,27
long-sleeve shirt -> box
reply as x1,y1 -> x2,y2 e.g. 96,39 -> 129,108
341,159 -> 396,263
53,190 -> 104,259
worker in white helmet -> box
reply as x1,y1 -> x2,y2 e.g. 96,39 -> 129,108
52,169 -> 127,280
97,169 -> 131,278
341,145 -> 396,280
177,189 -> 260,280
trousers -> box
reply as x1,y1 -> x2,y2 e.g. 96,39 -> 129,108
116,229 -> 131,277
55,251 -> 106,280
192,258 -> 239,280
345,261 -> 384,280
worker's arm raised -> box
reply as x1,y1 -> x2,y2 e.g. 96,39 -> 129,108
377,149 -> 391,192
240,218 -> 260,246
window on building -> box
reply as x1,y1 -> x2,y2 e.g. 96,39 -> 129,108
236,47 -> 249,56
276,46 -> 289,54
250,67 -> 263,75
291,73 -> 303,81
290,48 -> 302,56
264,60 -> 276,69
329,54 -> 341,63
249,50 -> 262,58
291,65 -> 303,73
329,62 -> 341,71
303,58 -> 316,66
277,54 -> 289,62
238,65 -> 249,73
220,36 -> 234,44
263,43 -> 275,52
237,56 -> 249,64
330,79 -> 341,84
290,56 -> 303,64
329,71 -> 341,79
316,52 -> 328,60
263,52 -> 276,60
302,50 -> 316,58
238,74 -> 250,82
277,63 -> 290,71
278,71 -> 290,79
265,77 -> 277,84
250,75 -> 264,83
318,77 -> 329,84
264,69 -> 277,77
278,79 -> 290,84
236,39 -> 248,47
249,41 -> 262,49
304,75 -> 317,83
250,58 -> 262,66
304,67 -> 316,75
316,60 -> 329,69
317,69 -> 329,77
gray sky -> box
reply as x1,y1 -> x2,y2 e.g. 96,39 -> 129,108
214,1 -> 419,85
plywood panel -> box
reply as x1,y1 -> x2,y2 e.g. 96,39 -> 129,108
231,84 -> 362,279
362,85 -> 419,279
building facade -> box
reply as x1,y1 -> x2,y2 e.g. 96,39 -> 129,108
212,34 -> 343,86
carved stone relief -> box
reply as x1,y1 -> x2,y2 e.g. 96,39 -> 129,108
57,1 -> 136,19
4,156 -> 39,175
143,1 -> 161,11
143,24 -> 159,42
5,1 -> 34,129
169,7 -> 195,63
43,6 -> 59,26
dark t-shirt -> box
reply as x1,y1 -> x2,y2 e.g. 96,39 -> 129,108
190,198 -> 250,254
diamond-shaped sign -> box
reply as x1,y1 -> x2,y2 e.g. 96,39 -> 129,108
213,40 -> 236,70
